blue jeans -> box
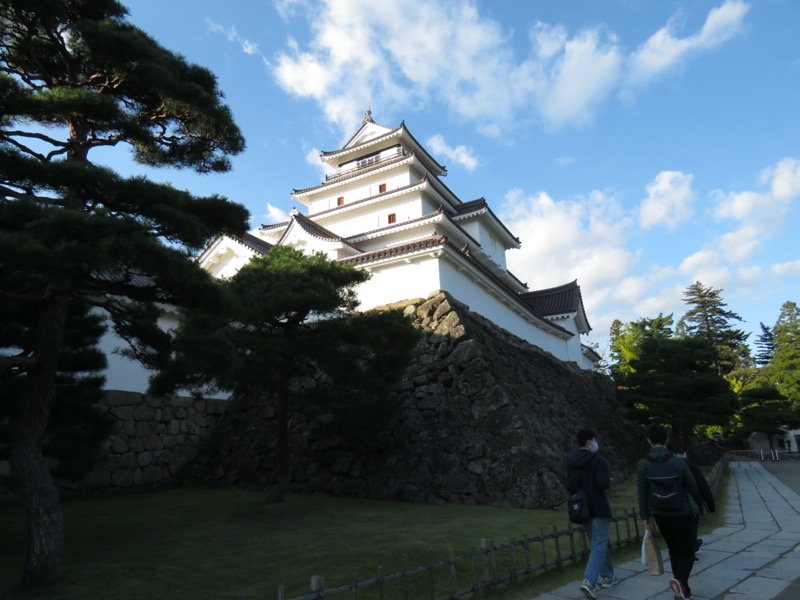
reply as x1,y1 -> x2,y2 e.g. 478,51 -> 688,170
583,517 -> 614,585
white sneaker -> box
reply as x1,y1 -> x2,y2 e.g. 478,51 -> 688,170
599,575 -> 620,588
580,579 -> 598,599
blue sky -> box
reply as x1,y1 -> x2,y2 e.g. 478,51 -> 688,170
118,0 -> 800,358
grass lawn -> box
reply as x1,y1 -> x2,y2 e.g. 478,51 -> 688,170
0,468 -> 728,600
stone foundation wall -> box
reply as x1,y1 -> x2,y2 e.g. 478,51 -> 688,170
185,291 -> 643,508
65,391 -> 229,491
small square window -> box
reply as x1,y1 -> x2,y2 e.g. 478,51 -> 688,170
388,213 -> 396,224
378,183 -> 387,193
337,196 -> 344,206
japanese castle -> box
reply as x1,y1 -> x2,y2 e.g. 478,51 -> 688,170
197,112 -> 599,371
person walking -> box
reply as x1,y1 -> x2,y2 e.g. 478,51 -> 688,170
567,428 -> 619,599
672,445 -> 716,560
638,425 -> 700,600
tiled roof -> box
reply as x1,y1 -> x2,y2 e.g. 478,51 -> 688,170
279,212 -> 363,253
339,234 -> 447,265
319,121 -> 446,175
238,232 -> 272,255
519,280 -> 581,315
325,111 -> 397,156
292,152 -> 413,196
519,280 -> 591,331
452,197 -> 521,245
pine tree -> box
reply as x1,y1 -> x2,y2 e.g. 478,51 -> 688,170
608,313 -> 673,376
772,301 -> 800,407
754,322 -> 776,367
1,0 -> 249,585
0,274 -> 113,482
677,281 -> 750,377
616,336 -> 737,445
732,386 -> 800,449
150,246 -> 421,503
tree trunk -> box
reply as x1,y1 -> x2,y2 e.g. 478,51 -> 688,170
10,295 -> 68,587
265,392 -> 290,503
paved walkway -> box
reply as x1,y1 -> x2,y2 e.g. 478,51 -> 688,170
532,460 -> 800,600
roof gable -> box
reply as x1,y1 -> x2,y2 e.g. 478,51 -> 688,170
343,110 -> 394,149
519,280 -> 592,333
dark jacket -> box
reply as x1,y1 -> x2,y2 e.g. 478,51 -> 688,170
567,448 -> 612,519
637,446 -> 699,519
683,457 -> 716,514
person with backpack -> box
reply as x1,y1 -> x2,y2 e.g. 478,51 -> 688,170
637,424 -> 699,600
671,445 -> 716,560
567,428 -> 619,599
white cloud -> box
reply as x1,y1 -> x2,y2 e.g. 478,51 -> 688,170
206,20 -> 270,65
260,0 -> 748,136
499,152 -> 795,343
501,188 -> 637,293
711,156 -> 800,261
639,170 -> 695,229
202,1 -> 750,137
713,189 -> 763,221
773,260 -> 800,276
534,26 -> 622,129
627,0 -> 749,86
426,134 -> 479,171
556,156 -> 574,167
717,224 -> 761,263
304,146 -> 334,180
764,157 -> 800,200
265,203 -> 290,223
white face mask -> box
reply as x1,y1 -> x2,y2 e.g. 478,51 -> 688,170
590,440 -> 599,453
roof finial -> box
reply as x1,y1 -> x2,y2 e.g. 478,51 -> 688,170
362,108 -> 373,125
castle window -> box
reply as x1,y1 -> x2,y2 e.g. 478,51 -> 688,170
378,183 -> 387,193
337,196 -> 344,206
388,213 -> 396,224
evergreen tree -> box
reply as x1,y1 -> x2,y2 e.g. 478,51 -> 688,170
1,0 -> 249,585
677,281 -> 750,377
0,274 -> 113,481
608,313 -> 673,376
616,336 -> 737,445
150,246 -> 421,503
754,322 -> 776,367
732,386 -> 800,450
772,301 -> 800,407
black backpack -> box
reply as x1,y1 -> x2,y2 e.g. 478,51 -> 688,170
567,456 -> 596,524
645,454 -> 684,511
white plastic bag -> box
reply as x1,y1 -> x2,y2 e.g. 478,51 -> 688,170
641,529 -> 649,565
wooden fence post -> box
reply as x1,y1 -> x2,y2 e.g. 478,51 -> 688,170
470,547 -> 479,591
376,566 -> 384,600
402,555 -> 409,600
523,534 -> 532,575
278,584 -> 285,600
480,538 -> 489,584
540,527 -> 549,572
429,548 -> 436,600
553,525 -> 563,568
449,547 -> 458,597
509,536 -> 518,580
613,512 -> 622,548
349,573 -> 358,600
311,575 -> 325,598
488,539 -> 498,586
